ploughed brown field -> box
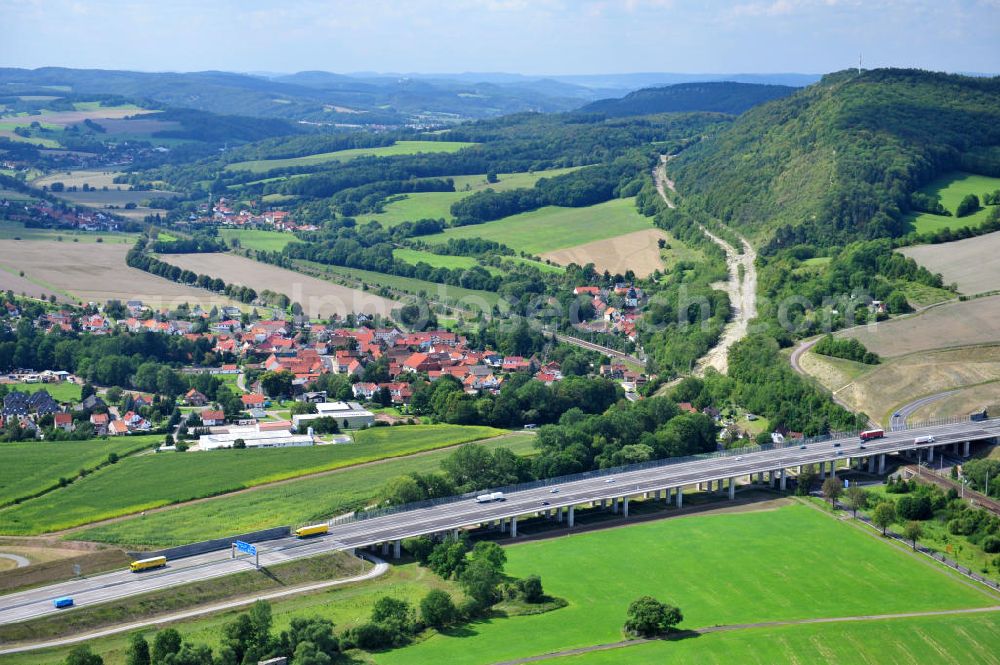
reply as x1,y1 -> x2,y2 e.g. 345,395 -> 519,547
163,253 -> 399,319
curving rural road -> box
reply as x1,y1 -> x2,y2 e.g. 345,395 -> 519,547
654,156 -> 757,375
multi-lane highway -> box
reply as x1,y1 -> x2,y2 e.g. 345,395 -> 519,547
3,418 -> 997,626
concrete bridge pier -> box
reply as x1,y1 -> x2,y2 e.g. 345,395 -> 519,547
963,441 -> 971,457
612,498 -> 620,514
878,454 -> 886,474
829,461 -> 836,478
820,463 -> 826,479
927,446 -> 935,463
665,487 -> 673,505
381,542 -> 389,556
779,469 -> 787,491
393,540 -> 401,559
510,516 -> 518,538
676,487 -> 684,508
568,505 -> 575,527
557,507 -> 564,523
729,477 -> 736,500
623,497 -> 630,518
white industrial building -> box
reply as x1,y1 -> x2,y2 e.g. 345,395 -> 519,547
198,425 -> 314,451
292,401 -> 375,431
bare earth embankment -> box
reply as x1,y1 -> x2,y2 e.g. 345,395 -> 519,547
0,242 -> 238,308
541,228 -> 668,278
164,253 -> 398,319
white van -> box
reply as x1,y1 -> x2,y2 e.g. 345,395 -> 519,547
914,435 -> 935,444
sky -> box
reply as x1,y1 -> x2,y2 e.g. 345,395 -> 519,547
1,0 -> 998,76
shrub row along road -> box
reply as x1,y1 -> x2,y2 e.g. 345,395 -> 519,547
654,155 -> 757,375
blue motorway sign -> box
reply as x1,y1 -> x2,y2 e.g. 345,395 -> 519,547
235,540 -> 257,556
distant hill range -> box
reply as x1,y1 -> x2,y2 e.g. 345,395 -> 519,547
578,81 -> 798,117
668,68 -> 1000,248
0,68 -> 818,126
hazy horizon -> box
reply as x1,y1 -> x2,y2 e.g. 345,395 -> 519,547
2,1 -> 998,76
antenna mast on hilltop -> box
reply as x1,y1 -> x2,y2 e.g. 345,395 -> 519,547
858,53 -> 862,75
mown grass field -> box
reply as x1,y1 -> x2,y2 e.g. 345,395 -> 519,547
393,248 -> 482,271
299,261 -> 502,309
224,141 -> 476,174
0,425 -> 505,535
552,613 -> 1000,665
423,198 -> 652,255
905,171 -> 1000,234
218,228 -> 299,251
0,435 -> 159,506
379,502 -> 997,665
5,380 -> 82,402
900,230 -> 1000,296
356,167 -> 583,227
75,433 -> 536,547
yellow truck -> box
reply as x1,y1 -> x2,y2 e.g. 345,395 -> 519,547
294,523 -> 329,538
129,556 -> 167,572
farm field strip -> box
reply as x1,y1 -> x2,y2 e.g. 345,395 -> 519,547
162,252 -> 397,319
297,260 -> 501,309
0,425 -> 505,535
74,433 -> 537,547
224,140 -> 477,173
217,229 -> 299,252
541,228 -> 668,278
422,198 -> 653,255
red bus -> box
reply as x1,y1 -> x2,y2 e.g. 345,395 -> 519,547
859,429 -> 884,441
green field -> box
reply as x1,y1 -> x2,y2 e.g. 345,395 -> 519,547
906,171 -> 1000,234
357,167 -> 583,227
0,425 -> 504,535
379,502 -> 997,665
6,381 -> 82,402
225,141 -> 477,174
0,435 -> 160,507
297,260 -> 502,308
393,249 -> 499,273
501,256 -> 566,274
75,432 -> 535,547
423,198 -> 652,255
218,228 -> 299,251
552,613 -> 1000,665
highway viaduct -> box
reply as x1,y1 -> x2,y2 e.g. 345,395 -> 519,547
2,417 -> 997,626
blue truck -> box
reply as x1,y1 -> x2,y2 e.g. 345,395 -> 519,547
53,596 -> 74,608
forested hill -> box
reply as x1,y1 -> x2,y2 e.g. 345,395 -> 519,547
579,81 -> 796,117
669,69 -> 1000,249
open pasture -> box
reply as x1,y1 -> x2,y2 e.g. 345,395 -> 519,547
224,140 -> 477,173
0,241 -> 238,308
899,230 -> 1000,295
0,425 -> 504,536
357,167 -> 584,227
218,228 -> 299,252
424,198 -> 653,255
552,613 -> 1000,665
393,249 -> 487,272
379,502 -> 996,665
164,253 -> 397,319
74,432 -> 535,547
32,169 -> 125,190
904,171 -> 1000,234
0,220 -> 138,244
